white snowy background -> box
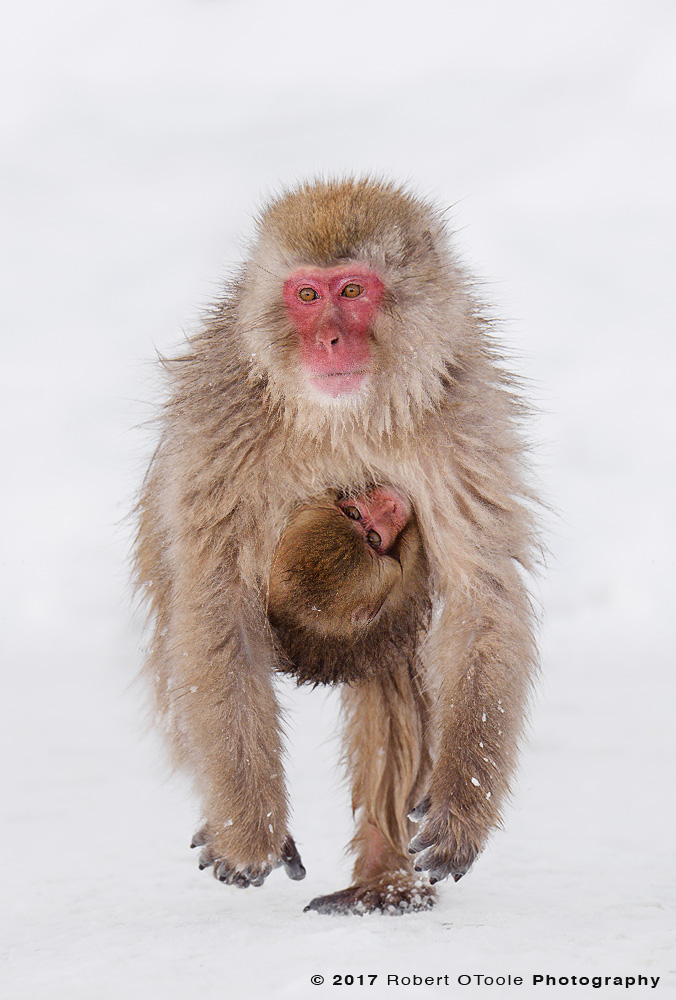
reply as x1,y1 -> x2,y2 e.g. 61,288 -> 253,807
1,0 -> 674,997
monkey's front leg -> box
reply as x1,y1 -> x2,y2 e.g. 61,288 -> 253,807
170,600 -> 306,889
408,573 -> 537,883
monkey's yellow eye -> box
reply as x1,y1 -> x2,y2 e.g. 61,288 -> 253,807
298,287 -> 319,302
344,506 -> 361,521
341,283 -> 362,298
366,530 -> 382,549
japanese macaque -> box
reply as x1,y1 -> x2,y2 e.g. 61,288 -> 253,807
135,177 -> 539,916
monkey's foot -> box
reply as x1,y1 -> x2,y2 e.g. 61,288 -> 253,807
304,876 -> 435,916
191,827 -> 306,887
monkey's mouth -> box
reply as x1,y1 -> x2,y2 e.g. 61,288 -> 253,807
308,370 -> 369,397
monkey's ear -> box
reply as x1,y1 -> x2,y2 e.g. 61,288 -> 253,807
401,228 -> 438,267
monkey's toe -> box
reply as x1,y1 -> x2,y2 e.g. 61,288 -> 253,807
304,880 -> 435,916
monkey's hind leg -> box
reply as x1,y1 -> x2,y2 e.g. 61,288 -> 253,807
305,658 -> 434,916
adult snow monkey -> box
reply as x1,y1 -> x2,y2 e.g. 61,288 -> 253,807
135,177 -> 539,915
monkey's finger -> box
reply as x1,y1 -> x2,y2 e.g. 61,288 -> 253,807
190,826 -> 209,849
216,861 -> 272,887
410,843 -> 446,874
418,847 -> 477,883
243,869 -> 267,888
279,835 -> 307,881
447,847 -> 479,883
429,873 -> 449,885
430,857 -> 473,884
215,860 -> 238,884
240,863 -> 273,887
407,830 -> 435,856
407,796 -> 431,823
198,848 -> 216,870
428,861 -> 452,884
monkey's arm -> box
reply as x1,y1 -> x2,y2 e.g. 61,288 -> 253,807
408,561 -> 537,883
161,574 -> 305,887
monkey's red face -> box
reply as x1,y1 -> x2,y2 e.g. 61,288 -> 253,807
283,266 -> 384,398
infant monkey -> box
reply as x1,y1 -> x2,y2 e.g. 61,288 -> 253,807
268,487 -> 430,687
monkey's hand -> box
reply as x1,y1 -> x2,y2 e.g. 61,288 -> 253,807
407,797 -> 482,884
191,828 -> 306,888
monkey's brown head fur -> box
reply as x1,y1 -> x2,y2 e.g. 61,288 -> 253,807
256,177 -> 443,272
236,177 -> 480,440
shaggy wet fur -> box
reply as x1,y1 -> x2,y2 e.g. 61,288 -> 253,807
135,177 -> 539,914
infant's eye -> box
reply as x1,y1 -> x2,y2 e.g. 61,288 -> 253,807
298,287 -> 319,302
341,283 -> 362,299
344,506 -> 361,521
367,530 -> 382,549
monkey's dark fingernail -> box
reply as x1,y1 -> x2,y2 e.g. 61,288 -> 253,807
453,872 -> 464,883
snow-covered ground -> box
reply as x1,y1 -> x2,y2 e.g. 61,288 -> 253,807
2,1 -> 675,997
